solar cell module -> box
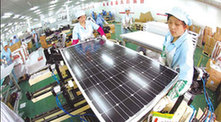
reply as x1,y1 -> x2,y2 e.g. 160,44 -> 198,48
60,38 -> 178,122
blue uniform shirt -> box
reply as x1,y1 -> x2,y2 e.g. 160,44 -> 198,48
163,30 -> 194,84
72,20 -> 99,41
96,14 -> 105,28
1,48 -> 13,65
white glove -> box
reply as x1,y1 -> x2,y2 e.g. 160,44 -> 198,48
159,56 -> 166,66
153,96 -> 171,112
102,35 -> 107,40
167,80 -> 188,100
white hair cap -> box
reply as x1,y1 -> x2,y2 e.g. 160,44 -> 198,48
125,7 -> 130,11
2,41 -> 8,47
75,10 -> 86,19
166,7 -> 192,26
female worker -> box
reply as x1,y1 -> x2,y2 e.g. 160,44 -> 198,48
72,11 -> 107,45
1,41 -> 18,86
154,7 -> 194,111
121,7 -> 133,34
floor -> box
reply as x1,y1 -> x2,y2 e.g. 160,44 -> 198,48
13,23 -> 218,121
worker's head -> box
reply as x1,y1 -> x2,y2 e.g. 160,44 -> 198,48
125,7 -> 130,15
166,7 -> 192,38
3,41 -> 8,50
76,11 -> 86,23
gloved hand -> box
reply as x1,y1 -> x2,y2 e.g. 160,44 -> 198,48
152,96 -> 171,112
159,46 -> 166,66
167,80 -> 188,100
102,35 -> 107,40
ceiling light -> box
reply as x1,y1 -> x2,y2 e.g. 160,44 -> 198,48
75,1 -> 80,4
4,12 -> 13,16
214,0 -> 221,3
65,0 -> 72,4
81,0 -> 85,1
20,16 -> 25,19
50,0 -> 58,4
1,24 -> 5,28
30,6 -> 39,11
36,12 -> 42,15
49,7 -> 55,10
2,15 -> 11,19
13,14 -> 20,19
8,23 -> 13,26
34,9 -> 40,13
49,4 -> 56,8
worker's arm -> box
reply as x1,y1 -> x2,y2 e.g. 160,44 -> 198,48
72,26 -> 80,45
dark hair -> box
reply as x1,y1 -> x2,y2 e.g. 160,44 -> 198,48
167,14 -> 186,26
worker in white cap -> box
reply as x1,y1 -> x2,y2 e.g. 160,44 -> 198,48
1,41 -> 13,65
121,7 -> 133,34
1,41 -> 18,87
72,10 -> 107,45
154,7 -> 194,111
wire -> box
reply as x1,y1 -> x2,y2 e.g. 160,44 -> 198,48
51,70 -> 60,84
189,105 -> 196,122
202,78 -> 214,122
55,95 -> 96,122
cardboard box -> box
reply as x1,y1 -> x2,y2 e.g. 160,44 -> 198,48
215,103 -> 221,122
135,11 -> 154,23
9,41 -> 21,52
106,33 -> 111,39
205,59 -> 221,91
216,27 -> 221,34
214,32 -> 221,41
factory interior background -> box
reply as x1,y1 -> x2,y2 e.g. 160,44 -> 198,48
1,0 -> 221,122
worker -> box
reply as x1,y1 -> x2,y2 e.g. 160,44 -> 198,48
72,10 -> 107,45
96,13 -> 108,28
154,7 -> 193,111
12,36 -> 19,44
121,7 -> 133,34
92,11 -> 96,21
102,10 -> 107,16
109,11 -> 113,19
31,29 -> 39,50
0,41 -> 19,87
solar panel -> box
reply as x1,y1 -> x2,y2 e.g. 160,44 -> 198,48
60,38 -> 178,122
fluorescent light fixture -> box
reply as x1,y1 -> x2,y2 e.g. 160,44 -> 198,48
20,16 -> 26,19
49,4 -> 56,8
1,24 -> 5,28
50,0 -> 58,4
49,7 -> 55,10
8,23 -> 13,26
13,14 -> 20,19
66,0 -> 72,4
36,12 -> 42,15
33,18 -> 39,21
4,12 -> 13,16
14,22 -> 18,25
2,15 -> 11,19
81,0 -> 85,1
30,6 -> 39,11
34,9 -> 40,13
75,1 -> 80,4
214,0 -> 221,3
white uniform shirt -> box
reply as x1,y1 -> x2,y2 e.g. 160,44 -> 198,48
122,14 -> 132,28
72,20 -> 99,41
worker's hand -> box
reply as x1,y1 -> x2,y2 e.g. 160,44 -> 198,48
159,56 -> 166,66
152,96 -> 171,112
167,80 -> 188,100
102,35 -> 107,41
